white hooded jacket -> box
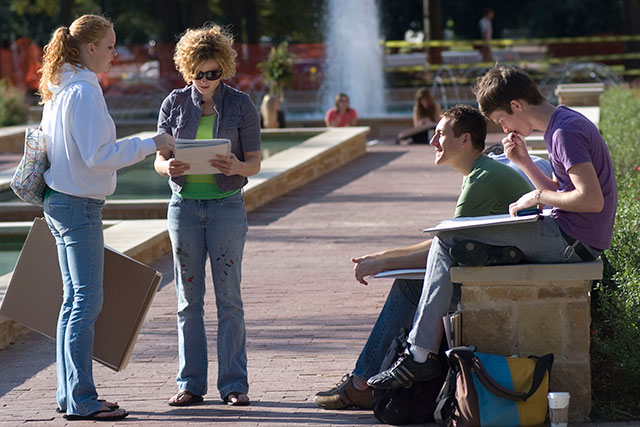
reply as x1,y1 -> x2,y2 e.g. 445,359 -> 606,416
42,64 -> 156,199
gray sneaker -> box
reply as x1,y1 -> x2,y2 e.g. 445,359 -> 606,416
313,374 -> 373,409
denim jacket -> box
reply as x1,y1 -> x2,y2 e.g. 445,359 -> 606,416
157,82 -> 261,193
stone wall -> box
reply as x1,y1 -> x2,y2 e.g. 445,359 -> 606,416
450,260 -> 603,422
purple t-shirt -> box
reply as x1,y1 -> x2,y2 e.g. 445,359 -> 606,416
545,106 -> 617,249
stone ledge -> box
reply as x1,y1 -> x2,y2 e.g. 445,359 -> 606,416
450,258 -> 603,283
455,259 -> 602,422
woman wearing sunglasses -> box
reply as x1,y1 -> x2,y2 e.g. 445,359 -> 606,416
155,24 -> 261,407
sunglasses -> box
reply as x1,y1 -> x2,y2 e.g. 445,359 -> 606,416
195,69 -> 223,81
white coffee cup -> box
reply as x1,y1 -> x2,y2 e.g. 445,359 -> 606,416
547,392 -> 570,427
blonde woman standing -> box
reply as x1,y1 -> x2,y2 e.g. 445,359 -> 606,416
155,24 -> 260,407
39,14 -> 174,421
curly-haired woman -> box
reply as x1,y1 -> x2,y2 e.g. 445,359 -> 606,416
155,24 -> 260,407
39,14 -> 174,421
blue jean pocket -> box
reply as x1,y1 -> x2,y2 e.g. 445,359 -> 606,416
45,202 -> 73,235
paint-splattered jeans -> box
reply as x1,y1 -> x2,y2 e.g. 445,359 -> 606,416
167,191 -> 249,399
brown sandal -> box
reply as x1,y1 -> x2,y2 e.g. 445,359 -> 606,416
168,390 -> 204,407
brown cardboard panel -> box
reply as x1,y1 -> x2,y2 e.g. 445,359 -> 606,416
0,218 -> 162,371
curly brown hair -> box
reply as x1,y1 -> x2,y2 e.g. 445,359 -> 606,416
174,24 -> 237,84
38,14 -> 113,103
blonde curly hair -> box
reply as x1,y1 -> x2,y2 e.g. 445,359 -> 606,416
38,14 -> 113,103
173,24 -> 237,84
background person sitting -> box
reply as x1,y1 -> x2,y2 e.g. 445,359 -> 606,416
397,87 -> 442,144
325,93 -> 358,127
260,94 -> 286,128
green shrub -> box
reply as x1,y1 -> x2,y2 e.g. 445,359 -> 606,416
0,79 -> 28,126
591,87 -> 640,420
257,42 -> 294,98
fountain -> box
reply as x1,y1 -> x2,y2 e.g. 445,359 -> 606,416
321,0 -> 386,116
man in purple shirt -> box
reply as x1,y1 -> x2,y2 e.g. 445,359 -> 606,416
368,66 -> 617,389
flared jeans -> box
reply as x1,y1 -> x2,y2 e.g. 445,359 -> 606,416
44,192 -> 105,417
168,192 -> 249,399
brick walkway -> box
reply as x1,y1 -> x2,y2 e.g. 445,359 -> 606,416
0,143 -> 636,426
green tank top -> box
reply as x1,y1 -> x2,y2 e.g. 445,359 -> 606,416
178,114 -> 240,200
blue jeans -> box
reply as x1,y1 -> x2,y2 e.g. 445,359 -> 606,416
352,279 -> 461,380
44,192 -> 105,417
168,192 -> 249,399
409,216 -> 582,353
353,279 -> 422,380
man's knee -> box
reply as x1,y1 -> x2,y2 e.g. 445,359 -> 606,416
392,278 -> 423,306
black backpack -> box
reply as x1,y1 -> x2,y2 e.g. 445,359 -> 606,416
372,329 -> 449,425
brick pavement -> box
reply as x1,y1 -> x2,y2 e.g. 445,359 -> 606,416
0,144 -> 636,426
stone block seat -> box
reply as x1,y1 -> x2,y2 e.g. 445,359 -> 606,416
451,259 -> 603,423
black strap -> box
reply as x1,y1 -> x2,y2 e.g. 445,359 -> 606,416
450,348 -> 553,402
434,351 -> 461,427
560,229 -> 601,262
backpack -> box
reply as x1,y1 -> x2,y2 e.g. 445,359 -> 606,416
434,346 -> 554,427
372,329 -> 449,425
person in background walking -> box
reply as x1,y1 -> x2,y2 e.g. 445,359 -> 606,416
479,7 -> 495,62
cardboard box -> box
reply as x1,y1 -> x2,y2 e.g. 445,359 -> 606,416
0,218 -> 162,371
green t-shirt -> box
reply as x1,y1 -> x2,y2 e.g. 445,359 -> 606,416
179,114 -> 239,200
454,154 -> 533,218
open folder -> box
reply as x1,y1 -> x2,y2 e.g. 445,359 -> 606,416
423,210 -> 546,233
174,138 -> 231,174
0,218 -> 162,371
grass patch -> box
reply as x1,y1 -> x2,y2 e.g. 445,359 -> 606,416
591,86 -> 640,421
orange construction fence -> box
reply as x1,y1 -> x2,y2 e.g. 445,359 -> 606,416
0,38 -> 326,94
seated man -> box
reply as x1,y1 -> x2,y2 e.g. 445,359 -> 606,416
367,66 -> 617,390
314,105 -> 533,409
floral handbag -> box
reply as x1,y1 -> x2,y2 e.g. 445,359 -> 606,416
10,127 -> 49,206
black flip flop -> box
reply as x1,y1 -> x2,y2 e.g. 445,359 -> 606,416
224,392 -> 250,406
56,399 -> 119,414
63,407 -> 128,421
168,390 -> 204,407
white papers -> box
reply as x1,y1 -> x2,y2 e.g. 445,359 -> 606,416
373,268 -> 426,280
423,210 -> 549,233
174,138 -> 231,174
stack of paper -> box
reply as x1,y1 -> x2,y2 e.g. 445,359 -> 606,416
174,138 -> 231,174
443,303 -> 463,349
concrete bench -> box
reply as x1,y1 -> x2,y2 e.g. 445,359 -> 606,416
451,259 -> 603,422
555,83 -> 605,106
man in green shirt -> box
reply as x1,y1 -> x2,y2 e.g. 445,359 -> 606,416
314,105 -> 533,410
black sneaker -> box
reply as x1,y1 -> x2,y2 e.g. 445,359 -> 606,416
366,350 -> 441,389
450,240 -> 523,266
